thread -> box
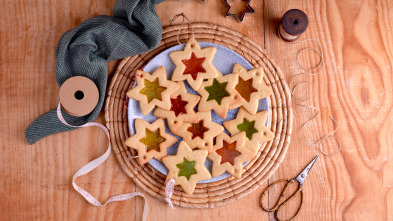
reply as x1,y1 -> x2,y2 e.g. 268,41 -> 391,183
278,9 -> 309,42
278,23 -> 299,41
170,13 -> 195,45
279,35 -> 341,156
165,178 -> 175,208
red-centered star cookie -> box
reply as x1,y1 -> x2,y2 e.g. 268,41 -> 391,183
229,64 -> 273,114
173,111 -> 224,153
197,73 -> 239,119
169,38 -> 219,90
125,118 -> 177,165
207,132 -> 252,178
153,82 -> 200,132
127,66 -> 180,115
223,108 -> 274,155
162,141 -> 211,195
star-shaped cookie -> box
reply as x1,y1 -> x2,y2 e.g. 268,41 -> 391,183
169,38 -> 219,90
207,132 -> 252,178
223,108 -> 274,155
153,82 -> 200,132
162,141 -> 211,195
173,111 -> 223,153
197,73 -> 239,119
125,118 -> 177,165
229,64 -> 273,114
127,66 -> 180,115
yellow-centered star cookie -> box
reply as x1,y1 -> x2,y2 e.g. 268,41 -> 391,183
196,73 -> 239,119
169,38 -> 219,90
127,66 -> 180,115
173,111 -> 224,153
207,132 -> 252,178
229,64 -> 273,114
125,118 -> 177,165
223,108 -> 274,155
153,82 -> 200,132
162,141 -> 211,195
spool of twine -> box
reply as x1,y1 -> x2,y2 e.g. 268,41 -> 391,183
278,9 -> 308,42
59,76 -> 99,116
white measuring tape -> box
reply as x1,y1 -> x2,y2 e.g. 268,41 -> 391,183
56,103 -> 148,221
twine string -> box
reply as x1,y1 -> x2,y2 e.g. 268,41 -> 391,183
279,34 -> 341,156
56,103 -> 148,221
165,178 -> 175,208
170,13 -> 195,45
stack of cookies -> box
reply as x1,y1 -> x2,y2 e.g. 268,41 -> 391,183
125,38 -> 274,194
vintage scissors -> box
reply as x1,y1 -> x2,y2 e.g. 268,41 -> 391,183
260,155 -> 319,221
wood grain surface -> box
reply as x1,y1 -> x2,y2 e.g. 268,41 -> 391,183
0,0 -> 392,220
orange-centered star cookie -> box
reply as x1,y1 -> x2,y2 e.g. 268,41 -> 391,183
162,141 -> 211,195
127,66 -> 180,115
229,64 -> 273,114
207,132 -> 252,178
125,118 -> 177,165
173,111 -> 224,153
153,82 -> 200,132
197,73 -> 239,119
223,108 -> 274,155
170,38 -> 219,90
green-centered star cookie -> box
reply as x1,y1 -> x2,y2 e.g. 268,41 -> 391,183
169,38 -> 219,90
223,108 -> 274,155
125,118 -> 177,165
207,132 -> 252,178
127,66 -> 180,115
162,141 -> 211,195
197,73 -> 239,119
153,82 -> 200,132
229,64 -> 273,114
173,111 -> 224,153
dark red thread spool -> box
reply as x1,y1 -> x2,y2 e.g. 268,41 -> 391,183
278,9 -> 308,42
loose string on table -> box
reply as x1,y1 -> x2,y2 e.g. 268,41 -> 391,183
277,33 -> 342,157
170,13 -> 195,45
56,103 -> 148,221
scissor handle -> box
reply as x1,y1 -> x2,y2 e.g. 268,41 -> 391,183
261,179 -> 303,217
260,179 -> 295,212
274,186 -> 303,221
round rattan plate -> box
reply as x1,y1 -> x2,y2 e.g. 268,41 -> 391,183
105,23 -> 292,208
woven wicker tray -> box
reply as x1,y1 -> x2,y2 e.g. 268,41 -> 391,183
104,22 -> 292,208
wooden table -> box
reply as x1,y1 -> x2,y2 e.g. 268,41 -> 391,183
1,0 -> 392,220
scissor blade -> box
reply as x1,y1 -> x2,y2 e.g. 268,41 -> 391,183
294,155 -> 319,186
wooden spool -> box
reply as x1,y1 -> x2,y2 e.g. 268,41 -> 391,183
59,76 -> 99,116
278,9 -> 308,42
105,22 -> 293,208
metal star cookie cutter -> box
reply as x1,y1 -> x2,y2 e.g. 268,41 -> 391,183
224,0 -> 254,22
